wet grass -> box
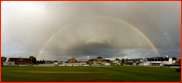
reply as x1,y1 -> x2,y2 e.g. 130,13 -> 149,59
1,66 -> 181,82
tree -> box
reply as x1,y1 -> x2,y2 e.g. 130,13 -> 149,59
29,56 -> 36,64
115,58 -> 120,61
37,60 -> 39,64
121,58 -> 125,64
172,57 -> 177,61
54,60 -> 58,62
42,60 -> 45,63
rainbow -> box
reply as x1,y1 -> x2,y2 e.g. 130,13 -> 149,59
36,16 -> 160,59
133,4 -> 172,45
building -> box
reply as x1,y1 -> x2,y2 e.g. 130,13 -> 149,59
162,59 -> 181,68
125,56 -> 173,66
77,61 -> 87,63
45,60 -> 53,64
145,56 -> 172,66
172,60 -> 176,64
58,59 -> 89,66
68,58 -> 77,63
88,56 -> 111,64
1,57 -> 7,62
175,59 -> 181,65
125,58 -> 142,66
163,64 -> 181,68
112,59 -> 122,65
3,62 -> 15,66
58,61 -> 65,64
1,57 -> 7,66
8,57 -> 33,65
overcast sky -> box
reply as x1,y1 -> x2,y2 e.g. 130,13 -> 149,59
1,1 -> 181,61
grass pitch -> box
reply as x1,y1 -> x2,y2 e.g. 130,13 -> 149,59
1,66 -> 181,82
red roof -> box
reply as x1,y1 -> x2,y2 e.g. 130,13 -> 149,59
175,59 -> 181,65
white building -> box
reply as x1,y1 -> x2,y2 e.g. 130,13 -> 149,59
112,60 -> 121,65
2,61 -> 15,66
105,63 -> 111,65
172,60 -> 176,64
125,56 -> 173,66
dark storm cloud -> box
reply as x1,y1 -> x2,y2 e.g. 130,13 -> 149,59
1,1 -> 181,60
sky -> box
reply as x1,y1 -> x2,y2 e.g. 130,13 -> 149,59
1,1 -> 181,61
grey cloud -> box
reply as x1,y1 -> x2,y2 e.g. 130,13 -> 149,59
1,1 -> 181,60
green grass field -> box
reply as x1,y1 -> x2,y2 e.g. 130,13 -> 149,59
1,66 -> 181,82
